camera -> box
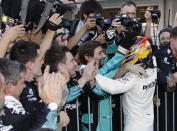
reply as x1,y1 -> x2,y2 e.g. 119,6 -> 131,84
33,0 -> 73,33
0,16 -> 24,32
149,10 -> 161,23
52,0 -> 73,16
50,1 -> 73,30
2,16 -> 21,27
113,14 -> 142,32
90,13 -> 111,31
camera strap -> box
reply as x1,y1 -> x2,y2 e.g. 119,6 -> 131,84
46,19 -> 58,31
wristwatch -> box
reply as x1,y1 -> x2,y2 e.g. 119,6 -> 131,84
47,103 -> 58,111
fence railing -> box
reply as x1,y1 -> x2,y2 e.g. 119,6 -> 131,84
64,85 -> 176,131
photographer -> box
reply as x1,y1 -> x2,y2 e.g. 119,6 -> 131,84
66,0 -> 106,56
120,1 -> 152,38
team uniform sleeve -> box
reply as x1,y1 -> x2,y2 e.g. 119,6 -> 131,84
98,52 -> 125,76
91,83 -> 106,96
66,84 -> 83,103
35,107 -> 58,130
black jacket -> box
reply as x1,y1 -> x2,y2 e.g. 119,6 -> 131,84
20,80 -> 44,127
0,96 -> 58,131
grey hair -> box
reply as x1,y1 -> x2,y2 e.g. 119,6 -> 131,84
0,58 -> 26,85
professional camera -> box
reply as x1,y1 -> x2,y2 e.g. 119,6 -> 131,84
88,13 -> 118,43
114,14 -> 142,32
90,13 -> 111,31
43,0 -> 73,31
149,10 -> 161,23
52,0 -> 73,16
1,16 -> 21,26
33,0 -> 74,33
47,0 -> 73,30
0,16 -> 28,32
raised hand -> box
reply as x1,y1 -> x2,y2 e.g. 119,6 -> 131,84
3,25 -> 26,43
78,60 -> 97,88
145,7 -> 153,22
124,63 -> 148,78
111,19 -> 127,34
89,60 -> 99,87
49,13 -> 63,26
96,34 -> 106,44
82,60 -> 96,81
83,17 -> 96,30
38,72 -> 63,105
46,13 -> 63,31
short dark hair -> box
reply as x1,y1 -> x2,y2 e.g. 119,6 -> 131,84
9,40 -> 40,64
0,58 -> 26,85
80,0 -> 102,20
78,40 -> 101,65
121,1 -> 136,11
158,27 -> 172,40
170,26 -> 177,39
44,45 -> 69,73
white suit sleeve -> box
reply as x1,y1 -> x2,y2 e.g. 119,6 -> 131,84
95,72 -> 137,95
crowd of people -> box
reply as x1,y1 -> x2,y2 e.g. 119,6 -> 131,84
0,0 -> 177,131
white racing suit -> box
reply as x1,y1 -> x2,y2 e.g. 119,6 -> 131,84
95,57 -> 157,131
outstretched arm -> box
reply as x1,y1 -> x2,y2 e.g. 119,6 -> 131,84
40,14 -> 62,57
95,72 -> 137,95
144,7 -> 152,38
